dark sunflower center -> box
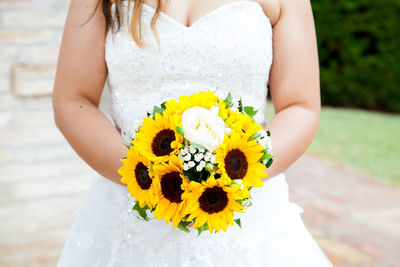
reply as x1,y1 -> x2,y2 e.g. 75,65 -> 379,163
134,162 -> 152,190
199,186 -> 228,213
160,172 -> 184,203
224,149 -> 248,180
151,129 -> 176,156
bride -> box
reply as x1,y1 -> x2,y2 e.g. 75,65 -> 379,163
53,0 -> 333,266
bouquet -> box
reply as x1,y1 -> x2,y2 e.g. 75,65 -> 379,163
118,90 -> 275,235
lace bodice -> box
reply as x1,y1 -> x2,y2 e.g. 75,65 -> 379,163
105,0 -> 273,136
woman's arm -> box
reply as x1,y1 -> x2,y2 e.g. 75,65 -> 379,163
53,0 -> 126,185
263,0 -> 320,178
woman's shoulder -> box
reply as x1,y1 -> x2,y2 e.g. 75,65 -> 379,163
258,0 -> 312,27
256,0 -> 280,26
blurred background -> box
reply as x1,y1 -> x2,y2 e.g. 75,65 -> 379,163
0,0 -> 399,266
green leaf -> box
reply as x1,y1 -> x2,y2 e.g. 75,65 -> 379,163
232,179 -> 244,190
152,105 -> 165,118
249,132 -> 261,141
243,106 -> 258,118
124,144 -> 130,149
183,168 -> 197,182
183,169 -> 210,183
234,218 -> 242,228
178,220 -> 192,233
150,205 -> 156,212
224,92 -> 234,108
182,214 -> 190,221
147,164 -> 153,172
237,198 -> 252,208
265,158 -> 273,168
232,179 -> 244,187
121,130 -> 132,144
261,151 -> 279,159
266,130 -> 271,137
245,199 -> 253,208
176,126 -> 185,136
260,152 -> 273,161
132,202 -> 149,221
197,222 -> 209,236
205,163 -> 214,171
190,143 -> 207,151
160,101 -> 167,110
238,98 -> 243,112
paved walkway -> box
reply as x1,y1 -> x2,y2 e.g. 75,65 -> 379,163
286,155 -> 400,267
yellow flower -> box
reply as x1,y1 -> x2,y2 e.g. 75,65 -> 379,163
134,111 -> 183,163
225,110 -> 263,139
118,148 -> 160,209
182,175 -> 248,233
217,99 -> 230,120
216,131 -> 267,188
152,156 -> 189,227
164,90 -> 219,115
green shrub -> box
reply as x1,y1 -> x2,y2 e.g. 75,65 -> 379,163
311,0 -> 400,112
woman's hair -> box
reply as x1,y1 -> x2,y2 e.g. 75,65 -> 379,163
95,0 -> 164,49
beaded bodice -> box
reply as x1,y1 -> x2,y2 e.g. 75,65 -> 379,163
105,0 -> 273,135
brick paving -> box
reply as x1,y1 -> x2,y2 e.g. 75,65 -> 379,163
286,155 -> 400,267
1,1 -> 400,267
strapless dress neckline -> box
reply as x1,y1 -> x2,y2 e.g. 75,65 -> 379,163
129,1 -> 272,30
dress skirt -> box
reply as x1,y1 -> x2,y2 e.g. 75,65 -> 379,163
57,173 -> 333,267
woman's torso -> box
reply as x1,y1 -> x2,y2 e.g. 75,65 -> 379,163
105,0 -> 274,138
57,3 -> 319,265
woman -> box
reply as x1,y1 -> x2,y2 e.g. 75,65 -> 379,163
53,0 -> 333,265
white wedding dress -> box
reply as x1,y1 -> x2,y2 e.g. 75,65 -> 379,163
58,1 -> 333,266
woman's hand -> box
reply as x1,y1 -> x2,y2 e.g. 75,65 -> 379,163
263,0 -> 320,179
53,0 -> 126,185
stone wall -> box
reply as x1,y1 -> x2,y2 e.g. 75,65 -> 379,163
0,1 -> 97,266
0,0 -> 68,99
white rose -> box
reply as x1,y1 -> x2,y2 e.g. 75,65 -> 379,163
181,107 -> 226,152
210,105 -> 219,115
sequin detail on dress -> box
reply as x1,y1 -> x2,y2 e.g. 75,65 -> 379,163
105,1 -> 273,138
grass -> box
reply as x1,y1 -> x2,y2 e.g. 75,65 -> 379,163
265,102 -> 400,184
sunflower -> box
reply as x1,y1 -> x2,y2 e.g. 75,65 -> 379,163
225,110 -> 263,139
216,99 -> 230,120
118,148 -> 161,209
182,175 -> 248,233
164,90 -> 219,115
152,156 -> 189,227
216,131 -> 267,188
134,111 -> 183,163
